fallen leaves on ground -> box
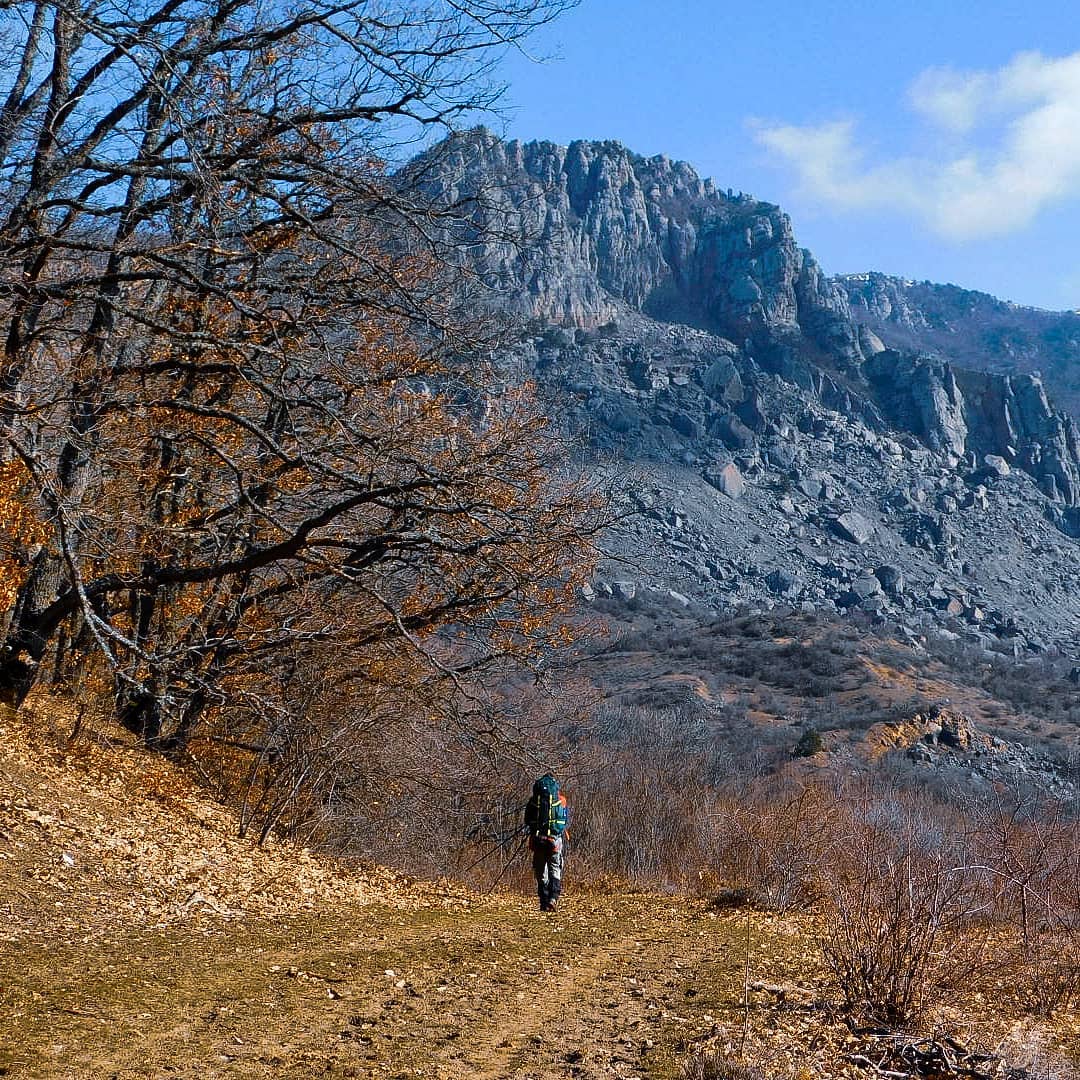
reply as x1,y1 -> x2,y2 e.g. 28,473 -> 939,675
0,699 -> 1077,1080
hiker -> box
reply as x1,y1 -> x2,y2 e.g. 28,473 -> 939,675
524,773 -> 569,912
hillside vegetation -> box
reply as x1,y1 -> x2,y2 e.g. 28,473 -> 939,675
2,693 -> 1079,1079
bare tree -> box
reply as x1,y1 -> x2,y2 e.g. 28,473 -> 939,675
0,0 -> 598,761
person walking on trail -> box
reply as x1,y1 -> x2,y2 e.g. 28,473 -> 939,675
524,773 -> 569,912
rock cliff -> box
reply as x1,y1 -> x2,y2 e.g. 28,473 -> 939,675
863,352 -> 1080,504
409,131 -> 1080,656
416,130 -> 860,361
838,272 -> 1080,418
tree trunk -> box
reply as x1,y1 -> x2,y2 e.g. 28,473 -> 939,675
115,682 -> 165,748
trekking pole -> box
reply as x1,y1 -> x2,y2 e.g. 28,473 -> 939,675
483,830 -> 529,896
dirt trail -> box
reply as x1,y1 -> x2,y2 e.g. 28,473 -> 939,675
1,893 -> 781,1080
427,897 -> 743,1080
0,703 -> 805,1080
4,709 -> 1076,1079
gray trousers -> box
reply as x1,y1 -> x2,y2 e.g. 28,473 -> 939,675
532,836 -> 564,906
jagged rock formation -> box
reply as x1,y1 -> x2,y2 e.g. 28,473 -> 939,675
421,131 -> 1080,507
413,131 -> 1080,656
865,352 -> 1080,504
867,707 -> 1074,799
417,130 -> 861,362
838,272 -> 1080,418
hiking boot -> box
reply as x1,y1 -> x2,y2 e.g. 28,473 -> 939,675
546,899 -> 558,913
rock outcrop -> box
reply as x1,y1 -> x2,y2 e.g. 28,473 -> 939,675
408,132 -> 1080,656
865,351 -> 1080,503
865,351 -> 968,460
866,708 -> 1073,798
957,369 -> 1080,505
838,271 -> 1080,419
416,131 -> 1080,509
416,130 -> 860,361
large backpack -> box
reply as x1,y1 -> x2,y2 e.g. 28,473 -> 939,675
527,773 -> 568,839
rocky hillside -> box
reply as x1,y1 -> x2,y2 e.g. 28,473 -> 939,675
578,597 -> 1080,794
838,272 -> 1080,418
416,131 -> 1080,661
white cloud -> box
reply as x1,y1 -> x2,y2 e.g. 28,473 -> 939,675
756,51 -> 1080,240
908,67 -> 993,133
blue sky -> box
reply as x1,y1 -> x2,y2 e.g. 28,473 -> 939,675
495,0 -> 1080,310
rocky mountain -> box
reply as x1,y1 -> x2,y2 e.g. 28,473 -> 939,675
418,129 -> 861,363
838,272 -> 1080,418
416,131 -> 1080,659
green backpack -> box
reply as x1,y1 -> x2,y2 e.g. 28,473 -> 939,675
527,773 -> 568,839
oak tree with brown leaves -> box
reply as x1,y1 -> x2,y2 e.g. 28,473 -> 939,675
0,0 -> 601,798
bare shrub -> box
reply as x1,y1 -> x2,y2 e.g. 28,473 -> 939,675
966,790 -> 1080,939
713,780 -> 842,911
570,714 -> 723,886
821,800 -> 990,1024
681,1049 -> 774,1080
1007,932 -> 1080,1017
964,788 -> 1080,1016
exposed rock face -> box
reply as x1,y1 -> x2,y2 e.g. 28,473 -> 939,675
865,708 -> 1072,798
865,351 -> 1080,502
838,272 -> 1080,418
409,132 -> 1080,656
865,351 -> 968,460
840,272 -> 941,335
956,370 -> 1080,505
417,130 -> 860,361
418,132 -> 1080,510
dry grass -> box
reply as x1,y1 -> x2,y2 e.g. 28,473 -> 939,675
1,692 -> 1078,1079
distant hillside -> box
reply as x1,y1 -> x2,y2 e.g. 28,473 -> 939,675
570,593 -> 1079,798
837,272 -> 1080,418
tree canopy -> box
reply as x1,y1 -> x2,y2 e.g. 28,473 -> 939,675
0,0 -> 599,836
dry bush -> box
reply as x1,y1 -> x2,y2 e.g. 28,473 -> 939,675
570,749 -> 722,886
709,774 -> 1078,1023
563,699 -> 795,888
820,798 -> 990,1024
712,779 -> 842,911
681,1048 -> 774,1080
303,688 -> 580,881
1007,931 -> 1080,1017
966,790 -> 1080,938
965,789 -> 1080,1017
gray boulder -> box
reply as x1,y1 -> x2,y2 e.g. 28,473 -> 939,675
874,564 -> 906,596
705,463 -> 746,500
701,355 -> 744,403
831,511 -> 875,545
795,472 -> 824,499
712,412 -> 756,450
851,575 -> 884,600
766,569 -> 802,597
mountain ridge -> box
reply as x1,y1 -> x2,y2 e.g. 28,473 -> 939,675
836,271 -> 1080,418
418,128 -> 861,365
414,129 -> 1080,656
